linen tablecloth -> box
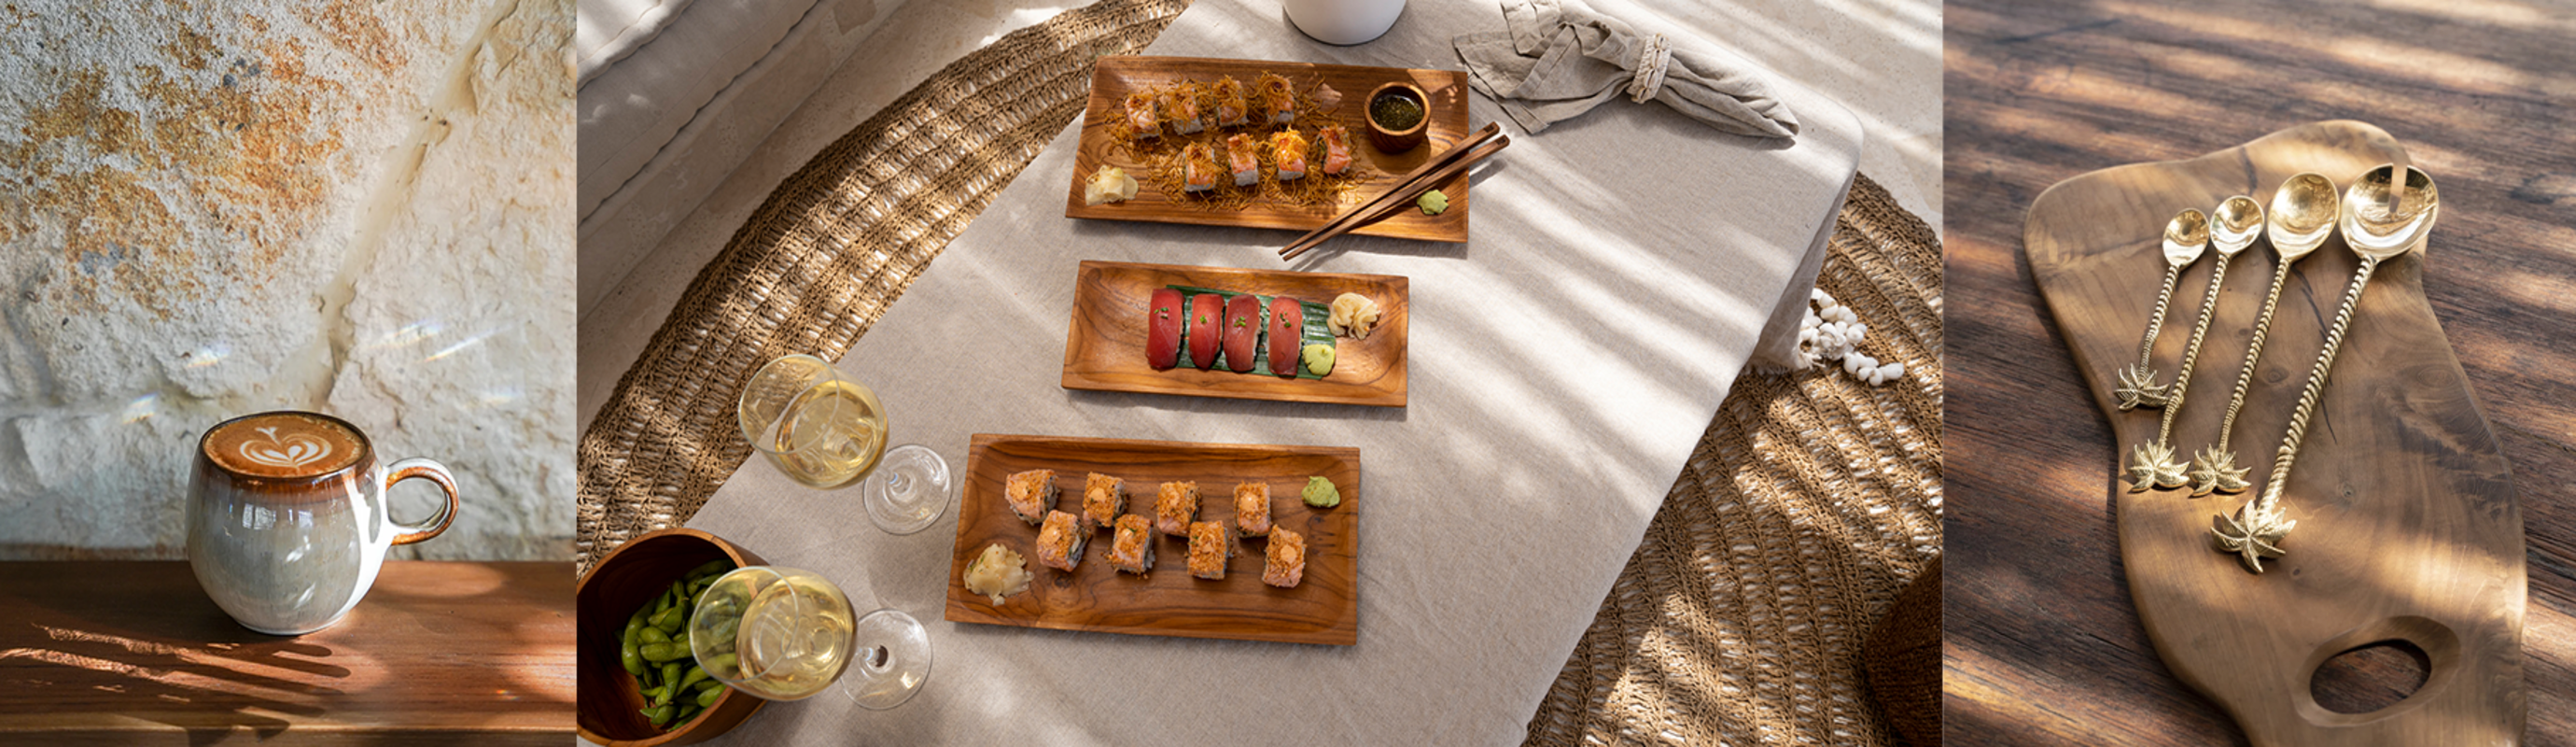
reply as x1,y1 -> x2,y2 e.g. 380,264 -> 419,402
685,0 -> 1861,742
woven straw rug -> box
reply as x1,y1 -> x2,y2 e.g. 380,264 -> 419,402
575,1 -> 1944,743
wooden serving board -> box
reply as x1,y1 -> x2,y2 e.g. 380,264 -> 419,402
943,434 -> 1361,646
2023,120 -> 2525,744
1060,260 -> 1407,406
1062,55 -> 1471,242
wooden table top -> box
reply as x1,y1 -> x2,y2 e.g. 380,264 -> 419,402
1944,0 -> 2576,743
0,561 -> 575,745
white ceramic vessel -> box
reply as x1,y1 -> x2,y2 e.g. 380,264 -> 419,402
1283,0 -> 1406,46
186,411 -> 459,635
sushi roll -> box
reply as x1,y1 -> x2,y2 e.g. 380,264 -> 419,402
1211,76 -> 1250,128
1160,84 -> 1205,134
1257,73 -> 1295,125
1004,469 -> 1057,525
1225,134 -> 1260,188
1222,293 -> 1261,374
1267,296 -> 1303,377
1185,294 -> 1224,370
1107,514 -> 1155,575
1271,131 -> 1309,182
1034,510 -> 1087,571
1264,527 -> 1306,588
1182,142 -> 1220,193
1317,125 -> 1352,176
1187,520 -> 1236,580
1083,472 -> 1125,530
1145,288 -> 1183,370
1124,91 -> 1160,140
1234,481 -> 1272,537
1155,480 -> 1200,536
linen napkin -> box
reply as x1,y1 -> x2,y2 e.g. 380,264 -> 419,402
1453,0 -> 1799,138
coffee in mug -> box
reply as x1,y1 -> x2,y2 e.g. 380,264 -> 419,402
186,411 -> 459,635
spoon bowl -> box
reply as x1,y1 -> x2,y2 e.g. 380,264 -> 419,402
2340,164 -> 2438,261
2162,208 -> 2210,266
2265,173 -> 2338,262
2209,195 -> 2263,257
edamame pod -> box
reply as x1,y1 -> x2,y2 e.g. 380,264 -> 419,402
680,665 -> 710,689
640,641 -> 690,662
650,605 -> 684,633
621,610 -> 650,677
639,627 -> 670,645
684,558 -> 730,580
642,704 -> 673,726
702,652 -> 738,675
695,684 -> 723,708
659,663 -> 681,692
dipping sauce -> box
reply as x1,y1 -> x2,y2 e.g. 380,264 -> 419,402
1370,92 -> 1424,132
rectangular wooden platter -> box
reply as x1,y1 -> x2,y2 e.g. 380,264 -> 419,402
1060,260 -> 1407,407
944,434 -> 1361,646
1063,55 -> 1471,242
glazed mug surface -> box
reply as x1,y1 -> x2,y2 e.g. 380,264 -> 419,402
185,411 -> 459,635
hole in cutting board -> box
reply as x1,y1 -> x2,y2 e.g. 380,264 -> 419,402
2309,639 -> 2431,713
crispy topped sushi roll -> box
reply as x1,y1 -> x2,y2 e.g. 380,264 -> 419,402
1124,91 -> 1160,140
1004,469 -> 1057,525
1224,134 -> 1261,188
1107,514 -> 1155,575
1317,125 -> 1352,176
1034,510 -> 1087,571
1155,480 -> 1200,536
1182,142 -> 1220,193
1264,527 -> 1306,588
1211,76 -> 1249,128
1271,130 -> 1310,181
1160,83 -> 1205,134
1083,472 -> 1125,530
1257,73 -> 1295,125
1234,481 -> 1272,537
1187,520 -> 1235,580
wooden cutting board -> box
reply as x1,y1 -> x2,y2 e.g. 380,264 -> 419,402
1061,55 -> 1471,242
2023,120 -> 2525,744
1059,260 -> 1407,407
943,434 -> 1361,645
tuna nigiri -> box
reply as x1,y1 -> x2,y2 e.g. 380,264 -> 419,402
1267,296 -> 1303,376
1182,143 -> 1219,193
1225,134 -> 1260,188
1317,125 -> 1352,176
1186,293 -> 1223,369
1223,293 -> 1261,373
1271,131 -> 1309,181
1145,288 -> 1183,369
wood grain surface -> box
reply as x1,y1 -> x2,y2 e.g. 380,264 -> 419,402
1945,1 -> 2576,743
944,434 -> 1361,645
2026,120 -> 2522,745
1059,260 -> 1407,406
0,561 -> 574,746
1062,55 -> 1472,242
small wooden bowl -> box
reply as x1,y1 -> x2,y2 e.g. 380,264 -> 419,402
576,529 -> 768,746
1365,81 -> 1430,153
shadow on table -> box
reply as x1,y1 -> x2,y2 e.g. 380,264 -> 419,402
1064,387 -> 1410,424
0,574 -> 342,741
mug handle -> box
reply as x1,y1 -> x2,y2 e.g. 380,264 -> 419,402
385,458 -> 460,545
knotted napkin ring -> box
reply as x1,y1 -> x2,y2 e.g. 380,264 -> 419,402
1625,33 -> 1673,104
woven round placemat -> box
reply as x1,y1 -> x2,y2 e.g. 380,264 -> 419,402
576,1 -> 1943,742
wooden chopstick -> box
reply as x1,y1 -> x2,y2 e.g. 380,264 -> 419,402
1281,122 -> 1503,256
1281,134 -> 1509,261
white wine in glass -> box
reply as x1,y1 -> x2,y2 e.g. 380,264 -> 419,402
690,567 -> 931,710
741,355 -> 889,489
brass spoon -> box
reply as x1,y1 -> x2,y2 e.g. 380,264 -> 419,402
2190,176 -> 2338,496
2128,196 -> 2260,491
2115,210 -> 2210,411
2213,164 -> 2438,573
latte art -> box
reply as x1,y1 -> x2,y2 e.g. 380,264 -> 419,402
240,427 -> 333,469
204,412 -> 365,479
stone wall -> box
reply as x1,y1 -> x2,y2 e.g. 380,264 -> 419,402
0,0 -> 575,560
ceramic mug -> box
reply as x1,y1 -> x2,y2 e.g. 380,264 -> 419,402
185,411 -> 459,635
1283,0 -> 1406,46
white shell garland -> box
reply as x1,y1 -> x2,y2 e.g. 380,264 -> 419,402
1794,289 -> 1904,386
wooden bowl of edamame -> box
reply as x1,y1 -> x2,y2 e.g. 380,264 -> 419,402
577,528 -> 766,746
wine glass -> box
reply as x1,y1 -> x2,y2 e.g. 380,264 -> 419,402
738,354 -> 953,534
686,566 -> 931,710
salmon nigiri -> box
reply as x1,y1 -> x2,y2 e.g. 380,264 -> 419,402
1317,125 -> 1352,176
1271,130 -> 1309,181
